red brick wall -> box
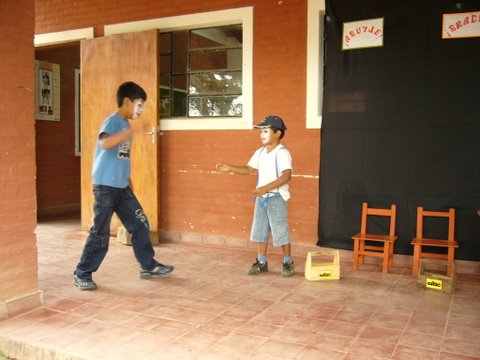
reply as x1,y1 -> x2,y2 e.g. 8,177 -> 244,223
35,44 -> 81,216
35,0 -> 321,249
0,0 -> 39,302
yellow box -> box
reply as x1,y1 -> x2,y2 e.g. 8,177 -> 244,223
305,250 -> 340,281
417,258 -> 456,294
117,226 -> 132,246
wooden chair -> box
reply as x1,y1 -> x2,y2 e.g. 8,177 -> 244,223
411,207 -> 458,277
352,202 -> 397,273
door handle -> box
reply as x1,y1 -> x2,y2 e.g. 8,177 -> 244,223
145,126 -> 156,144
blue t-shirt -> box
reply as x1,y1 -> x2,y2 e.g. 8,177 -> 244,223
91,112 -> 131,188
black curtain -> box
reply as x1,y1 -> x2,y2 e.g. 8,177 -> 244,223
318,0 -> 480,261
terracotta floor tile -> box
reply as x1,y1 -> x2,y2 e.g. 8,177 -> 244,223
297,304 -> 339,321
323,320 -> 365,338
234,296 -> 274,312
367,311 -> 410,330
221,305 -> 261,320
392,344 -> 440,360
448,313 -> 480,329
171,309 -> 218,325
358,325 -> 403,344
252,309 -> 296,326
398,331 -> 443,351
286,315 -> 328,332
202,314 -> 248,332
150,319 -> 196,337
43,297 -> 84,312
445,323 -> 480,342
38,312 -> 84,328
270,326 -> 316,345
332,308 -> 375,324
348,338 -> 396,358
16,308 -> 61,322
237,320 -> 282,338
255,339 -> 306,359
92,308 -> 139,324
206,290 -> 248,305
120,313 -> 167,330
309,333 -> 355,352
442,338 -> 480,358
68,302 -> 111,317
64,317 -> 111,337
200,332 -> 267,358
168,325 -> 230,356
296,345 -> 346,360
279,292 -> 317,305
1,217 -> 479,360
439,352 -> 480,360
405,318 -> 448,336
265,300 -> 305,316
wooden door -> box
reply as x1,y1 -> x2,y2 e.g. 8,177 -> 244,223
80,30 -> 160,243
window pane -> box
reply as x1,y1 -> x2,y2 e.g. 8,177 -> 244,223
189,95 -> 242,117
160,32 -> 171,55
190,72 -> 242,95
172,75 -> 188,117
190,25 -> 242,49
160,55 -> 171,74
172,31 -> 188,73
190,49 -> 242,71
160,75 -> 171,91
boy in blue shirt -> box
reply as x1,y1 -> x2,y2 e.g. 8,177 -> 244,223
216,115 -> 294,277
74,82 -> 173,290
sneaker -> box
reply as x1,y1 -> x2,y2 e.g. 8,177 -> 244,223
248,259 -> 268,275
140,263 -> 174,279
73,274 -> 97,290
282,262 -> 295,277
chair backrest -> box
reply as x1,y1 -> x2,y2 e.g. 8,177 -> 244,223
416,207 -> 455,241
360,202 -> 397,237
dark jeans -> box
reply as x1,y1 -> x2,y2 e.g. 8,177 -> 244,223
75,185 -> 158,280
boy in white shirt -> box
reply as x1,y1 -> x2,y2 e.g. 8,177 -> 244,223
216,115 -> 294,277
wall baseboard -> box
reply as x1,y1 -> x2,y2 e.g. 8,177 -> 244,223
0,290 -> 43,320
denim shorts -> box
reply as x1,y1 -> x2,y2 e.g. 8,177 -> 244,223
250,193 -> 291,247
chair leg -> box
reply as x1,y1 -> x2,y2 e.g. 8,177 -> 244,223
412,245 -> 421,276
447,248 -> 455,277
353,238 -> 360,270
382,243 -> 390,273
359,240 -> 365,265
388,242 -> 394,270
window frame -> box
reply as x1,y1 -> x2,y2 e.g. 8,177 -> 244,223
306,0 -> 325,129
105,7 -> 253,131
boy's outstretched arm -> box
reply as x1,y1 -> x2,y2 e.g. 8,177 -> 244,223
216,163 -> 255,175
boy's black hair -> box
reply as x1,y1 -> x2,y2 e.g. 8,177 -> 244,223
271,127 -> 285,139
116,81 -> 147,108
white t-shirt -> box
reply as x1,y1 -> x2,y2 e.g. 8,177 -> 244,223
248,144 -> 292,201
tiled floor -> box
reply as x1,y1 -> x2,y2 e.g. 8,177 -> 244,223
0,217 -> 479,360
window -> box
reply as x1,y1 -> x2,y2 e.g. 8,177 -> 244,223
160,25 -> 243,118
105,7 -> 253,130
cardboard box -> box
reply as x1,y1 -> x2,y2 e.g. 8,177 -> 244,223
417,258 -> 456,294
305,249 -> 340,281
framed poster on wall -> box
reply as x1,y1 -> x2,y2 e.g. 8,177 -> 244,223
35,60 -> 60,121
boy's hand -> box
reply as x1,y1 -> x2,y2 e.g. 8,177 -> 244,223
215,163 -> 230,172
253,186 -> 268,197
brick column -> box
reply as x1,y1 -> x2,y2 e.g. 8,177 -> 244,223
0,0 -> 42,319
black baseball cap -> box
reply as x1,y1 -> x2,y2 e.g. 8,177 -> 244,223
254,115 -> 287,130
